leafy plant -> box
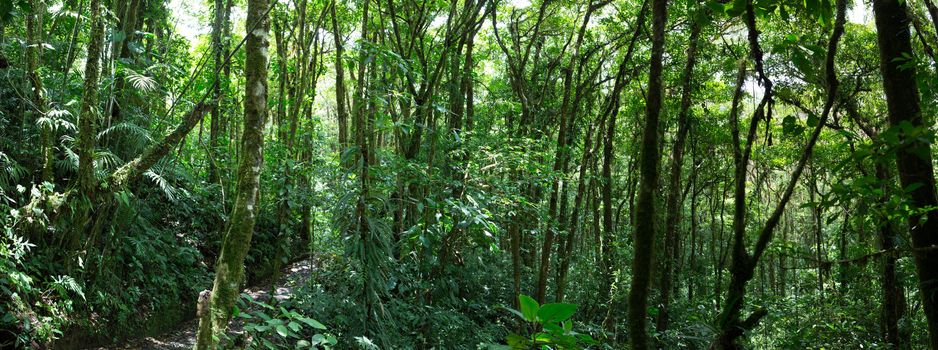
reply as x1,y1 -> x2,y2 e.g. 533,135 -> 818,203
235,293 -> 337,349
489,295 -> 596,350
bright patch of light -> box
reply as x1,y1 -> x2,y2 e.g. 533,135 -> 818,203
169,0 -> 209,45
510,0 -> 532,9
847,0 -> 869,24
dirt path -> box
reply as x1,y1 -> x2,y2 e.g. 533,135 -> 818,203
92,259 -> 314,350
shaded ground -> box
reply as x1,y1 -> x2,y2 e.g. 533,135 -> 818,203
91,260 -> 314,350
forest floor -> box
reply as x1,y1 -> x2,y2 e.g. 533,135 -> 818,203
90,259 -> 315,350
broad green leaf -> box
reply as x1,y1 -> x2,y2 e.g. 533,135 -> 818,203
518,294 -> 539,322
275,324 -> 288,337
298,316 -> 327,330
537,303 -> 577,323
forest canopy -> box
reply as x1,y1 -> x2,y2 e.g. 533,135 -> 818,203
1,0 -> 938,348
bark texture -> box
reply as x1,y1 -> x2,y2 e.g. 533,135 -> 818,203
195,0 -> 269,347
627,0 -> 667,346
872,0 -> 938,346
77,0 -> 104,196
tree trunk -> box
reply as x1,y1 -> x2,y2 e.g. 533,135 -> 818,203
872,0 -> 938,346
331,0 -> 349,152
713,0 -> 844,346
195,0 -> 269,347
876,164 -> 910,349
77,0 -> 105,196
26,0 -> 53,183
627,0 -> 667,346
104,0 -> 141,137
208,0 -> 233,183
556,122 -> 597,302
656,5 -> 702,332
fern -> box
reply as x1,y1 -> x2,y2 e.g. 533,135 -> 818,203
124,69 -> 158,93
144,169 -> 179,201
47,108 -> 77,132
58,145 -> 79,173
97,121 -> 154,148
50,275 -> 86,301
94,150 -> 124,171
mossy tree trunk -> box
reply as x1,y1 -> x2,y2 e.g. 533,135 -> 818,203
627,0 -> 667,346
656,3 -> 704,333
872,0 -> 938,346
76,0 -> 104,197
195,0 -> 269,347
26,0 -> 53,183
208,0 -> 232,184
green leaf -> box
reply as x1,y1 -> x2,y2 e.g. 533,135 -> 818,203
804,0 -> 819,16
807,114 -> 819,128
792,50 -> 814,77
503,306 -> 526,320
506,333 -> 530,348
275,324 -> 288,337
298,316 -> 327,330
537,303 -> 577,323
519,294 -> 539,322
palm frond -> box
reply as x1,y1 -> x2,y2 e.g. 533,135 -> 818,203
125,68 -> 158,93
97,121 -> 154,147
94,150 -> 124,171
144,169 -> 179,201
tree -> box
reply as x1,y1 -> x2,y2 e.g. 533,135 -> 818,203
712,0 -> 846,347
76,0 -> 104,196
207,0 -> 233,184
195,0 -> 269,347
627,0 -> 667,346
656,2 -> 704,333
330,0 -> 349,151
873,0 -> 938,346
25,0 -> 52,183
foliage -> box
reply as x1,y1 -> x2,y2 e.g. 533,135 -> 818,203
0,0 -> 936,348
492,295 -> 596,350
234,293 -> 337,349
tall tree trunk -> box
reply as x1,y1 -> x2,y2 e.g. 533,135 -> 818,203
599,95 -> 617,331
331,0 -> 349,151
353,0 -> 377,333
873,0 -> 938,346
594,1 -> 648,330
923,0 -> 938,32
208,0 -> 232,183
809,165 -> 824,298
687,161 -> 700,302
26,0 -> 53,183
556,122 -> 597,302
535,1 -> 602,304
845,96 -> 912,348
876,164 -> 910,348
104,0 -> 141,135
195,0 -> 269,347
655,4 -> 702,332
627,0 -> 667,346
77,0 -> 104,196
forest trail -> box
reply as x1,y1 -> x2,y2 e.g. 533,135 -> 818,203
90,260 -> 315,350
